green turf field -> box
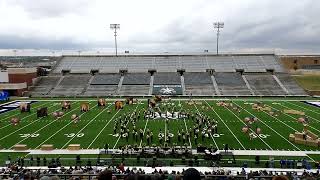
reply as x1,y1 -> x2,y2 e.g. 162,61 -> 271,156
0,98 -> 319,153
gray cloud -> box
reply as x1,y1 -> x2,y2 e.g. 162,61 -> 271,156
7,0 -> 91,18
0,0 -> 319,54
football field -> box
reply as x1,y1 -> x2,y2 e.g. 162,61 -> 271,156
0,98 -> 319,154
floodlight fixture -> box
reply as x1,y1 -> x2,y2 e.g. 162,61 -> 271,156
110,24 -> 120,56
213,22 -> 224,55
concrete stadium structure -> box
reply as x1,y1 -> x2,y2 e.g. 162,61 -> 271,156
29,54 -> 307,97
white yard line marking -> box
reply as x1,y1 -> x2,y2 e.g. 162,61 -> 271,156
179,99 -> 192,148
223,100 -> 273,150
233,101 -> 316,162
164,118 -> 167,143
269,103 -> 320,134
10,102 -> 79,149
233,101 -> 310,151
139,117 -> 149,147
183,118 -> 192,148
280,103 -> 320,123
260,101 -> 320,133
192,103 -> 219,150
204,100 -> 246,150
287,101 -> 320,115
113,104 -> 140,149
87,108 -> 121,149
34,103 -> 98,149
61,104 -> 111,149
0,101 -> 51,123
0,102 -> 60,141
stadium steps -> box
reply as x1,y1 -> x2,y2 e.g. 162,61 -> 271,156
241,75 -> 255,95
272,75 -> 289,95
47,76 -> 64,95
81,75 -> 95,95
149,76 -> 154,95
181,75 -> 186,95
211,75 -> 221,96
116,76 -> 124,95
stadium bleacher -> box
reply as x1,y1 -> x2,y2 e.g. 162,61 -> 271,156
50,74 -> 91,96
122,73 -> 150,85
91,74 -> 120,85
245,73 -> 287,95
153,72 -> 181,85
28,54 -> 308,97
276,73 -> 307,95
30,76 -> 61,96
84,85 -> 118,96
214,72 -> 252,95
118,73 -> 151,95
53,55 -> 284,73
183,72 -> 215,96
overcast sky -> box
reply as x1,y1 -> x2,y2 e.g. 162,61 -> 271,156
0,0 -> 319,55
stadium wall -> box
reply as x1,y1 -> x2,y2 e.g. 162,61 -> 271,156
8,68 -> 37,86
0,70 -> 9,82
280,55 -> 320,70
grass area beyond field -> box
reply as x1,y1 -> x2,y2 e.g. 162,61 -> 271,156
294,75 -> 320,91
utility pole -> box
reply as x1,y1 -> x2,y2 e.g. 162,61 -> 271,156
110,24 -> 120,56
213,22 -> 224,55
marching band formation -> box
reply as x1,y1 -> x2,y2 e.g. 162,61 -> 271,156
112,98 -> 219,147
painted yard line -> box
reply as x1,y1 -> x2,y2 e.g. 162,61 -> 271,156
61,104 -> 111,149
233,102 -> 305,150
183,118 -> 192,148
279,103 -> 320,123
236,101 -> 316,162
223,100 -> 273,150
204,100 -> 246,150
34,103 -> 98,149
179,99 -> 192,148
139,116 -> 149,147
192,103 -> 219,150
113,104 -> 140,149
287,101 -> 320,115
164,118 -> 167,143
0,102 -> 60,141
9,102 -> 79,149
264,103 -> 320,134
0,101 -> 50,123
86,106 -> 120,149
250,102 -> 298,132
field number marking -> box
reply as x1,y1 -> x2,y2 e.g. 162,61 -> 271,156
64,133 -> 84,138
19,134 -> 39,138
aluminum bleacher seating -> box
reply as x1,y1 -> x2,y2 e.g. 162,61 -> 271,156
153,72 -> 181,85
50,74 -> 91,96
91,74 -> 120,85
28,54 -> 306,97
276,73 -> 307,95
84,85 -> 118,96
245,73 -> 286,95
53,55 -> 284,74
214,72 -> 251,95
122,73 -> 150,85
183,72 -> 215,96
30,76 -> 61,96
119,73 -> 150,95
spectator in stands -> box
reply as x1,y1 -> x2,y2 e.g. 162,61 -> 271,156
98,169 -> 113,180
118,162 -> 125,173
272,175 -> 289,180
183,168 -> 200,180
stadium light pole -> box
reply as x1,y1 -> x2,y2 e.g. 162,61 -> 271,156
110,24 -> 120,57
213,22 -> 224,55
